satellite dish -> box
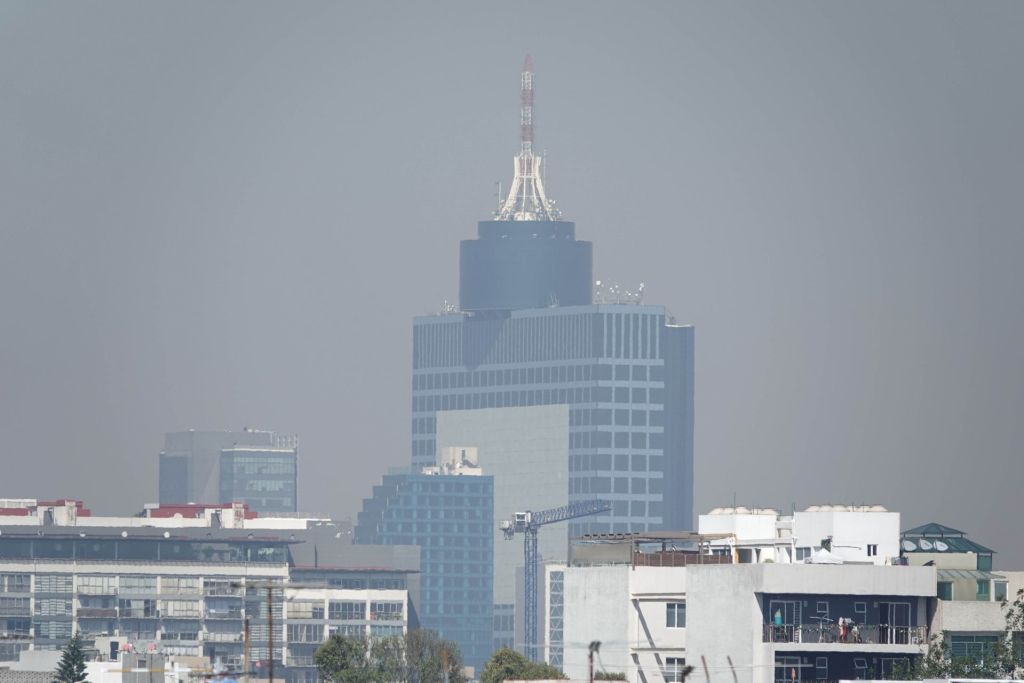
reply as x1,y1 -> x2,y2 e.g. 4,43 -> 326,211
934,540 -> 949,551
902,540 -> 917,552
919,539 -> 934,550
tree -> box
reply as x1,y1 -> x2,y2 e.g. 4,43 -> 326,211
315,635 -> 375,683
481,648 -> 567,683
886,588 -> 1024,680
400,629 -> 465,683
594,672 -> 627,680
54,632 -> 88,683
316,631 -> 465,683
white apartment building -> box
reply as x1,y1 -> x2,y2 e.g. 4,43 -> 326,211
558,538 -> 935,683
698,505 -> 901,566
0,500 -> 418,683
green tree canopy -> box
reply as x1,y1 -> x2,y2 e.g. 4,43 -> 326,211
887,588 -> 1024,680
315,631 -> 465,683
54,632 -> 88,683
315,635 -> 374,683
481,648 -> 567,683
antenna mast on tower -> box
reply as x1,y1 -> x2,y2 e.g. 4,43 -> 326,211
495,55 -> 562,221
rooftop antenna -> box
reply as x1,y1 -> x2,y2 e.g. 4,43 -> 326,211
495,55 -> 562,221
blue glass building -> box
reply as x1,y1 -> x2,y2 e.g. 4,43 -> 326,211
412,303 -> 693,535
411,59 -> 694,535
353,471 -> 494,670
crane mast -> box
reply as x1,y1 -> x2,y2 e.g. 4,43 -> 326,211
500,500 -> 612,661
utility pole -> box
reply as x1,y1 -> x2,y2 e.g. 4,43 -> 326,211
267,585 -> 274,683
243,616 -> 250,683
588,641 -> 600,683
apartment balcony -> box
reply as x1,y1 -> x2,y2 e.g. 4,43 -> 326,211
205,609 -> 244,620
0,632 -> 32,641
77,607 -> 118,618
120,609 -> 159,619
763,623 -> 927,652
204,633 -> 243,643
285,655 -> 316,667
0,607 -> 31,617
204,587 -> 245,598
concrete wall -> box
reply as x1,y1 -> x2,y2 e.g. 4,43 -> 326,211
906,552 -> 978,570
933,600 -> 1006,635
563,565 -> 631,682
686,565 -> 766,683
435,405 -> 570,605
628,568 -> 687,683
793,511 -> 900,565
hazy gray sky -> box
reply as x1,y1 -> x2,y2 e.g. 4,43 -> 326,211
2,2 -> 1022,563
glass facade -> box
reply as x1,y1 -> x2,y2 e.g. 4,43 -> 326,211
412,304 -> 694,533
219,448 -> 298,513
354,473 -> 494,670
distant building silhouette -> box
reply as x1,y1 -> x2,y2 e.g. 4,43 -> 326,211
158,428 -> 298,514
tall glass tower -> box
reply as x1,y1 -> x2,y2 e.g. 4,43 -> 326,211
411,57 -> 694,534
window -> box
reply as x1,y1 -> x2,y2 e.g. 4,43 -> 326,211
795,547 -> 811,561
34,575 -> 73,593
951,634 -> 999,660
937,581 -> 953,601
816,601 -> 829,616
666,602 -> 686,628
815,657 -> 828,680
867,544 -> 878,557
664,657 -> 686,683
287,623 -> 324,643
977,579 -> 991,601
370,601 -> 403,621
854,602 -> 867,618
0,575 -> 30,593
329,602 -> 366,622
995,581 -> 1008,603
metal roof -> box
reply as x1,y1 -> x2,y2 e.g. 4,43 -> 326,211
903,522 -> 967,537
901,535 -> 995,555
937,569 -> 1005,581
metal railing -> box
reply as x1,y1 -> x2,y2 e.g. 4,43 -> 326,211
286,655 -> 316,667
205,608 -> 243,620
204,632 -> 243,643
77,608 -> 117,618
764,623 -> 928,645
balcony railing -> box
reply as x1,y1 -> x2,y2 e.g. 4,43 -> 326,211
205,609 -> 244,620
77,608 -> 118,618
286,655 -> 316,667
763,623 -> 928,646
120,609 -> 158,619
205,633 -> 243,643
0,632 -> 32,641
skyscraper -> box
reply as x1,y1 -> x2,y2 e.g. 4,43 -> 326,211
411,57 -> 695,536
159,428 -> 299,513
354,466 -> 494,671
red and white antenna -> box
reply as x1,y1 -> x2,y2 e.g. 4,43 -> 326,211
496,55 -> 561,221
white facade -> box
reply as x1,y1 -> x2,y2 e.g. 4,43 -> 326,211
559,560 -> 937,683
698,505 -> 900,566
0,500 -> 327,531
793,506 -> 900,565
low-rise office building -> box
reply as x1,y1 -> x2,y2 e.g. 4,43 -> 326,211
0,500 -> 418,683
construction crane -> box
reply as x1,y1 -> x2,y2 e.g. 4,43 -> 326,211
500,499 -> 612,661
